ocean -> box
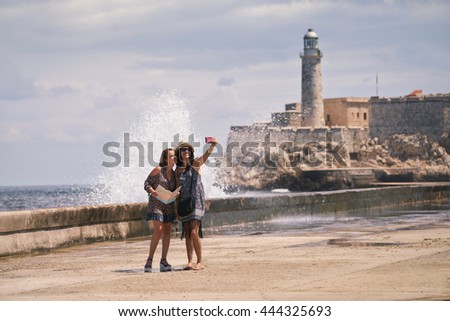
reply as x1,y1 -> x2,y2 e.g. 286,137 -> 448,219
0,185 -> 102,212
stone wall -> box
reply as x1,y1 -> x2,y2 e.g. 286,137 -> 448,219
370,95 -> 450,143
220,126 -> 370,191
0,203 -> 149,257
226,125 -> 368,168
342,127 -> 370,155
2,184 -> 450,257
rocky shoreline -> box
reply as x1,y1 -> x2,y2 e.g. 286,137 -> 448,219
216,133 -> 450,192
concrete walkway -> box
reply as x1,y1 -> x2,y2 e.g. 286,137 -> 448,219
1,212 -> 449,301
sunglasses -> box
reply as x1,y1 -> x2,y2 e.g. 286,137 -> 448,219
180,147 -> 190,152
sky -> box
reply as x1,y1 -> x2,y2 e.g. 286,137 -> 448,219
0,0 -> 449,186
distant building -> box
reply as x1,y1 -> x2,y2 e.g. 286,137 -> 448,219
270,97 -> 370,128
324,97 -> 369,128
271,102 -> 302,127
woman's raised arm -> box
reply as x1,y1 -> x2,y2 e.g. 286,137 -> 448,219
194,137 -> 218,169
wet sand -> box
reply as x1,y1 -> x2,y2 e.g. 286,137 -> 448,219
0,216 -> 449,301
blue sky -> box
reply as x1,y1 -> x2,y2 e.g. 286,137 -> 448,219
1,0 -> 449,186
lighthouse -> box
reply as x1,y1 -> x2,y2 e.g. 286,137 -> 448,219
300,28 -> 324,127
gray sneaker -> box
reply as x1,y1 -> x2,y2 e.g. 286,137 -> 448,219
160,259 -> 172,272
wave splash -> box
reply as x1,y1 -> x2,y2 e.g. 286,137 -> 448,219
83,91 -> 224,205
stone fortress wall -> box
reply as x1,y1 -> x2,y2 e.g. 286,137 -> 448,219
227,120 -> 370,168
225,93 -> 450,166
222,93 -> 450,192
370,94 -> 450,143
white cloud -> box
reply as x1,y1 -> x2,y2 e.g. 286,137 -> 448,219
48,85 -> 80,97
0,123 -> 32,142
217,76 -> 236,87
0,64 -> 39,100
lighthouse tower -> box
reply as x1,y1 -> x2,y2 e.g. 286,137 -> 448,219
300,28 -> 324,127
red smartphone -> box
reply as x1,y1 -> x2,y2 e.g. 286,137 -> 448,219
205,137 -> 214,143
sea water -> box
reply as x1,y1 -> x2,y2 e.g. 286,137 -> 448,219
0,185 -> 97,211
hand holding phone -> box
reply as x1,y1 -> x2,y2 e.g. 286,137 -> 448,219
205,136 -> 216,144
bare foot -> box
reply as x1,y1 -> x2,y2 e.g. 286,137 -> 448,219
194,262 -> 204,270
184,262 -> 194,270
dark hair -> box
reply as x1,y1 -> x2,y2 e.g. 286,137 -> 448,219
175,145 -> 194,167
159,148 -> 175,167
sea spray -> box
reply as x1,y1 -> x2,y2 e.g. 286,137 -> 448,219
84,91 -> 224,205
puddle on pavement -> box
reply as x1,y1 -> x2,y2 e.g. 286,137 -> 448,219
113,266 -> 188,274
327,238 -> 403,247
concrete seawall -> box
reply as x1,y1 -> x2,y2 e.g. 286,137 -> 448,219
1,184 -> 450,257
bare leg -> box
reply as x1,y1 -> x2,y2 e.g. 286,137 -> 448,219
145,220 -> 163,272
148,221 -> 163,258
183,222 -> 195,270
161,222 -> 172,261
190,221 -> 203,269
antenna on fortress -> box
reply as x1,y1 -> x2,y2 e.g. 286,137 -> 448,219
376,73 -> 379,97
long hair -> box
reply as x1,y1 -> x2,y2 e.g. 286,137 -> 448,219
175,144 -> 194,168
159,148 -> 175,167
